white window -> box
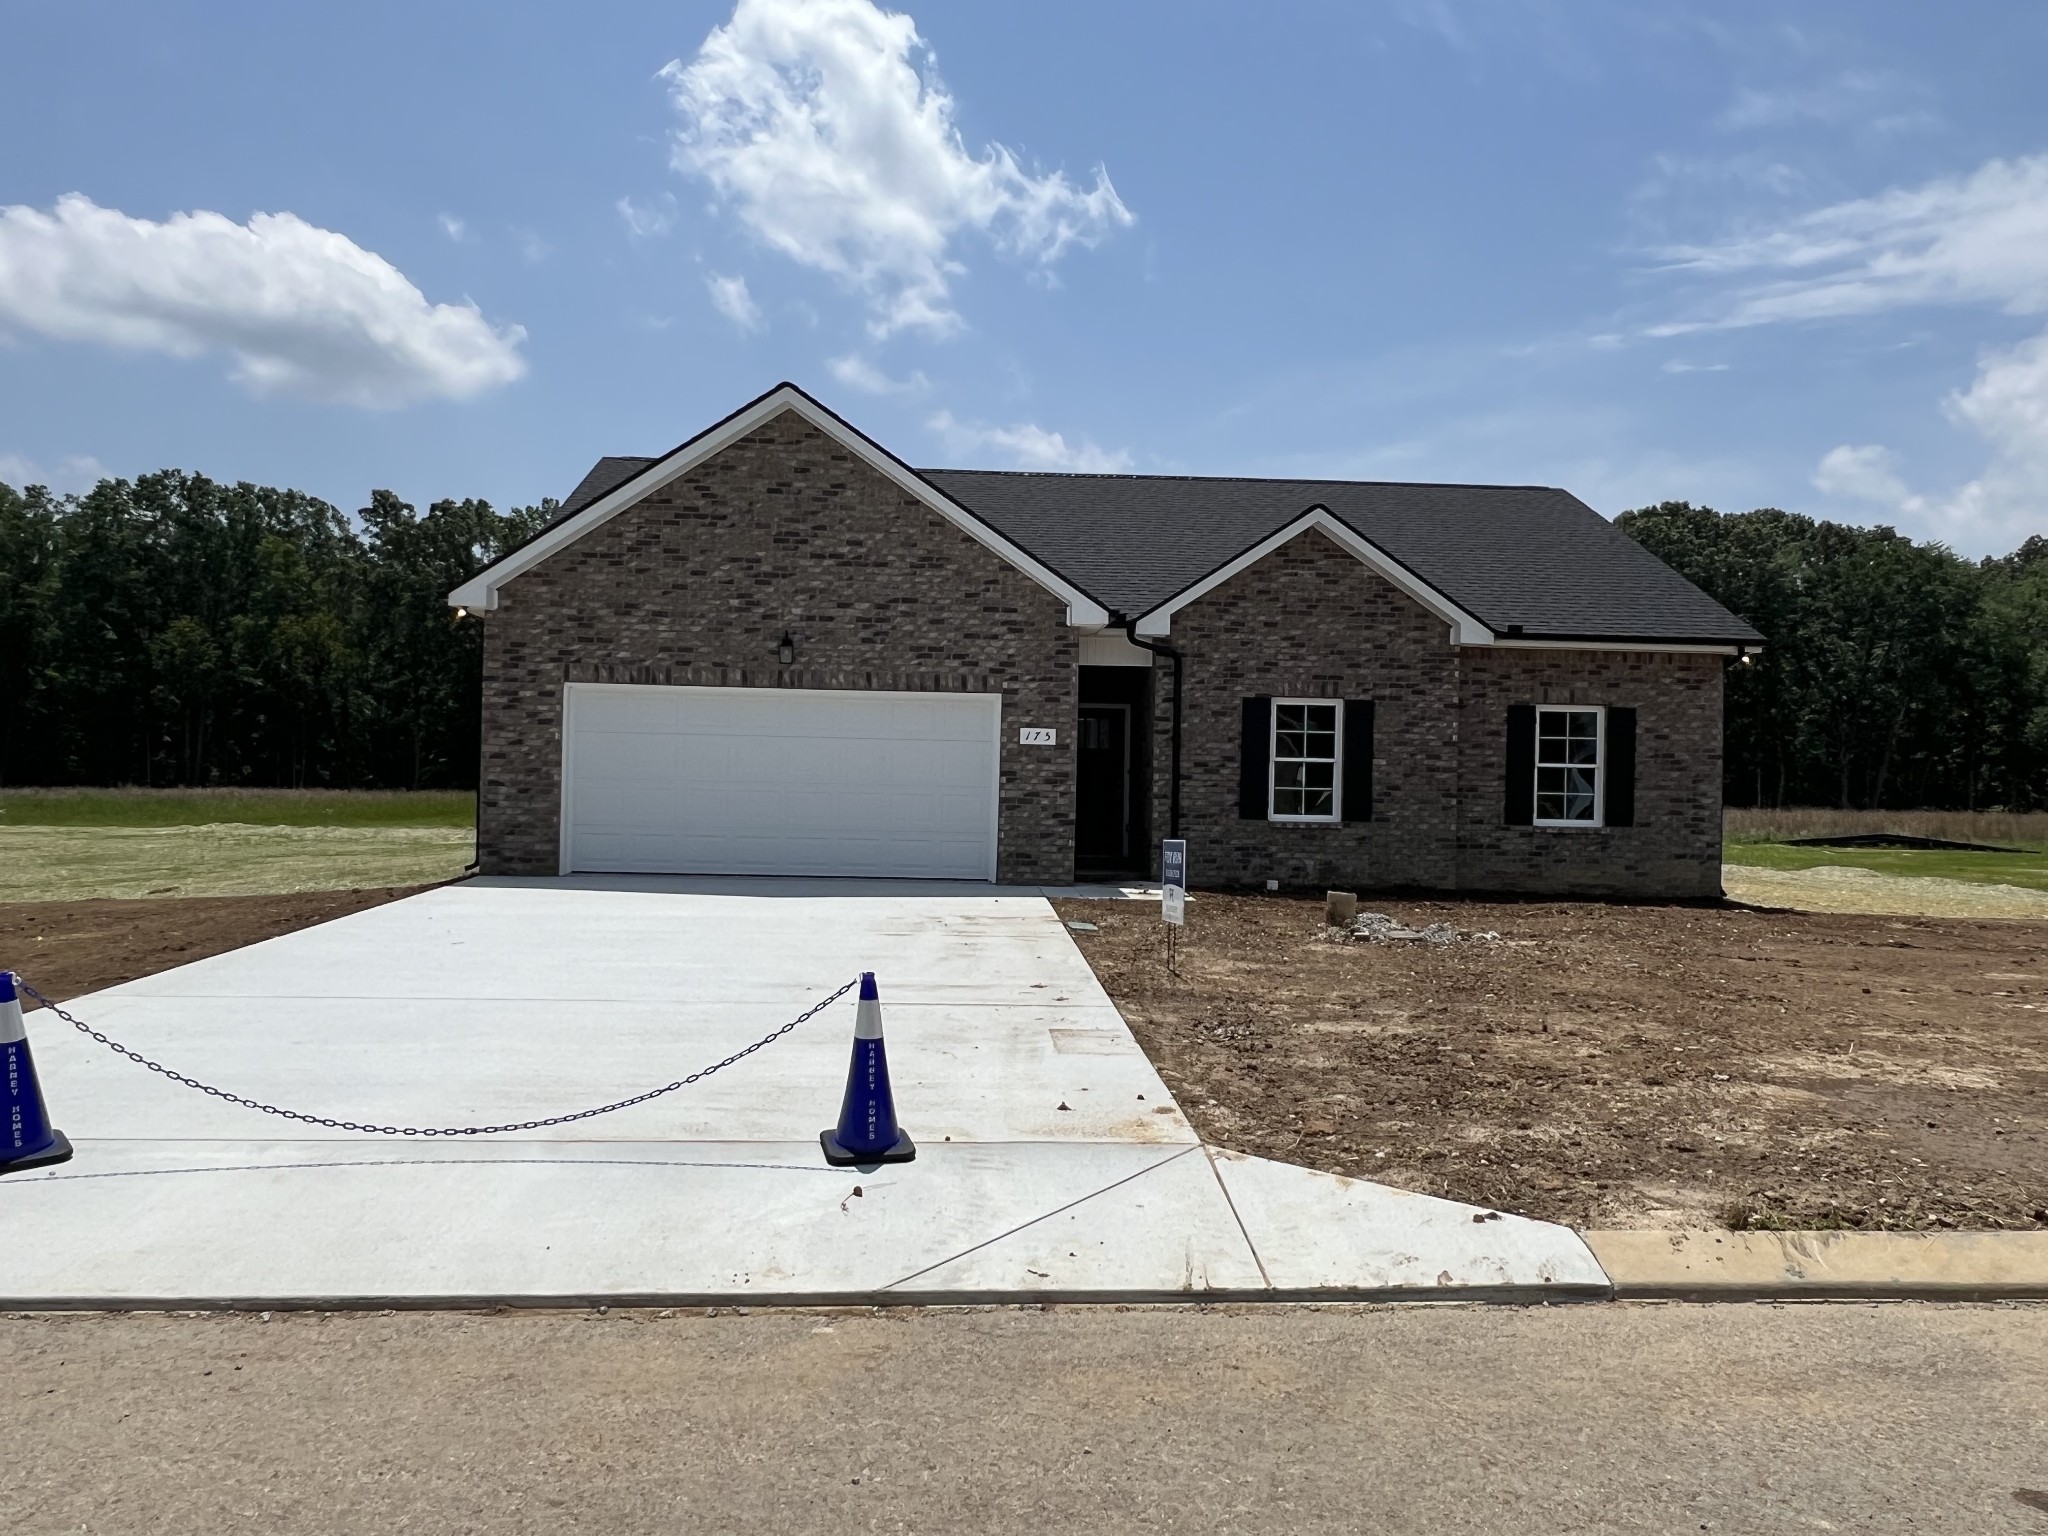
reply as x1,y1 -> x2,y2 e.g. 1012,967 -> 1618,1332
1271,700 -> 1342,821
1534,706 -> 1603,826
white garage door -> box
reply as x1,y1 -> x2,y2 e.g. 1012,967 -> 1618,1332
562,683 -> 1001,879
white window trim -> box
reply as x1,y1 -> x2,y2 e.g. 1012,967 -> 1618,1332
1532,703 -> 1605,830
1269,697 -> 1344,823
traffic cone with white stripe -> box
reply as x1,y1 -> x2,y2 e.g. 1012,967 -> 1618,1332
821,972 -> 915,1166
1,971 -> 72,1176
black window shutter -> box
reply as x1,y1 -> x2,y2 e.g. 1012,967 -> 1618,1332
1238,697 -> 1272,819
1341,700 -> 1373,823
1504,704 -> 1536,826
1605,707 -> 1637,827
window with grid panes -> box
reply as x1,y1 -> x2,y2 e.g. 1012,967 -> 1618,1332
1270,700 -> 1341,820
1535,706 -> 1602,824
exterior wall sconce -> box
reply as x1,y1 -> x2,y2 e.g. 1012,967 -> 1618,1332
777,631 -> 797,666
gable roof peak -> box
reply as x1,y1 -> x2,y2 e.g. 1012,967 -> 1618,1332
447,381 -> 1110,627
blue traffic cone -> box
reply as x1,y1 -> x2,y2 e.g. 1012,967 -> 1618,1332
821,972 -> 915,1166
1,970 -> 72,1176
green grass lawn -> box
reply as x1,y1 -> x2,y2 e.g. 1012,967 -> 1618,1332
1722,838 -> 2048,892
0,789 -> 477,900
0,787 -> 474,829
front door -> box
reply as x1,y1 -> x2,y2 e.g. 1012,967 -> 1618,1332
1076,704 -> 1132,866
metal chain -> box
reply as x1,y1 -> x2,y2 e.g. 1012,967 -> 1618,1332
13,975 -> 859,1138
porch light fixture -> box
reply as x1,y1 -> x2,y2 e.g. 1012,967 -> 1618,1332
777,631 -> 796,666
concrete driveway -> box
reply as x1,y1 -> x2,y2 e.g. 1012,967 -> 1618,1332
0,876 -> 1605,1306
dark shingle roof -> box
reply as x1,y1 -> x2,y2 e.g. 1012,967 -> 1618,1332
561,456 -> 657,517
558,454 -> 1759,646
918,470 -> 1761,645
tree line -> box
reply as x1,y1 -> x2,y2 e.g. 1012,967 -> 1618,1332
0,472 -> 551,790
3,468 -> 2044,809
1620,503 -> 2048,810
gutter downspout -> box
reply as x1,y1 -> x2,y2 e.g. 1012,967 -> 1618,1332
1118,617 -> 1183,843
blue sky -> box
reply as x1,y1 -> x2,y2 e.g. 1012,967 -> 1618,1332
4,0 -> 2047,554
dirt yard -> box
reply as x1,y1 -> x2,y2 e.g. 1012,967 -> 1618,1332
1,886 -> 427,1004
1054,892 -> 2048,1232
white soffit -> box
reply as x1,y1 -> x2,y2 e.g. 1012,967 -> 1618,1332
1078,632 -> 1156,667
1131,510 -> 1493,645
447,385 -> 1110,628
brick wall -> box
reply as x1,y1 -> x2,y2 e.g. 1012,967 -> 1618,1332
1150,527 -> 1726,898
1454,646 -> 1725,898
477,410 -> 1077,880
479,421 -> 1726,897
1149,529 -> 1462,890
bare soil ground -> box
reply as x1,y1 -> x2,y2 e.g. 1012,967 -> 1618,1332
1054,892 -> 2048,1232
1,886 -> 428,1004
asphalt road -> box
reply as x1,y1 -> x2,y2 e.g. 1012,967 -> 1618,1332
7,1302 -> 2047,1534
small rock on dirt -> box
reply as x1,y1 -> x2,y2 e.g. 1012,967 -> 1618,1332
1321,912 -> 1498,945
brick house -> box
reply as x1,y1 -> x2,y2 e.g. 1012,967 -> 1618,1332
449,382 -> 1761,897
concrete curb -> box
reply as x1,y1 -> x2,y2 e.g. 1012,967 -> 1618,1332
1585,1228 -> 2048,1301
0,1283 -> 1617,1313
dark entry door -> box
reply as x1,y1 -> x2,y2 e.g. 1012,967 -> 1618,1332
1076,704 -> 1132,865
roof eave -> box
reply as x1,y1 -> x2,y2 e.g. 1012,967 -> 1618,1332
1485,634 -> 1763,655
1129,507 -> 1494,645
446,383 -> 1111,628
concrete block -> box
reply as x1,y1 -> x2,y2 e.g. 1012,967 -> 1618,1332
1586,1228 -> 2048,1300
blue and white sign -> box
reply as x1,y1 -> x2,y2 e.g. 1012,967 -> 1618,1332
1160,839 -> 1187,926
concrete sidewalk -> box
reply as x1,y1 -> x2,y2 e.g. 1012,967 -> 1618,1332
0,876 -> 1605,1307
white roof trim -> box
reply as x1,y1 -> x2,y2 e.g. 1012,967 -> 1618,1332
1130,508 -> 1494,645
447,384 -> 1111,627
1487,637 -> 1749,656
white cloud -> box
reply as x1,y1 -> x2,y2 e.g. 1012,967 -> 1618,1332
515,229 -> 551,264
1652,155 -> 2048,540
1936,329 -> 2048,535
1808,336 -> 2048,542
1651,154 -> 2048,334
1716,70 -> 1934,135
1813,443 -> 1923,512
827,352 -> 926,394
1661,359 -> 1729,374
0,194 -> 526,407
438,213 -> 467,242
0,451 -> 108,494
660,0 -> 1133,336
927,408 -> 1130,473
616,194 -> 677,239
706,271 -> 763,331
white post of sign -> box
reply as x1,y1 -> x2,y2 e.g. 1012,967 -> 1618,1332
1160,838 -> 1187,973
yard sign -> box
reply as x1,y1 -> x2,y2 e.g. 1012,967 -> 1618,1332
1160,839 -> 1187,927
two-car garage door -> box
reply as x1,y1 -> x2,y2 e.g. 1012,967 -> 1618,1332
562,684 -> 1001,880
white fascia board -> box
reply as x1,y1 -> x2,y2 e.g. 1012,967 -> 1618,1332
447,385 -> 1110,627
1131,509 -> 1493,645
1487,638 -> 1751,655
